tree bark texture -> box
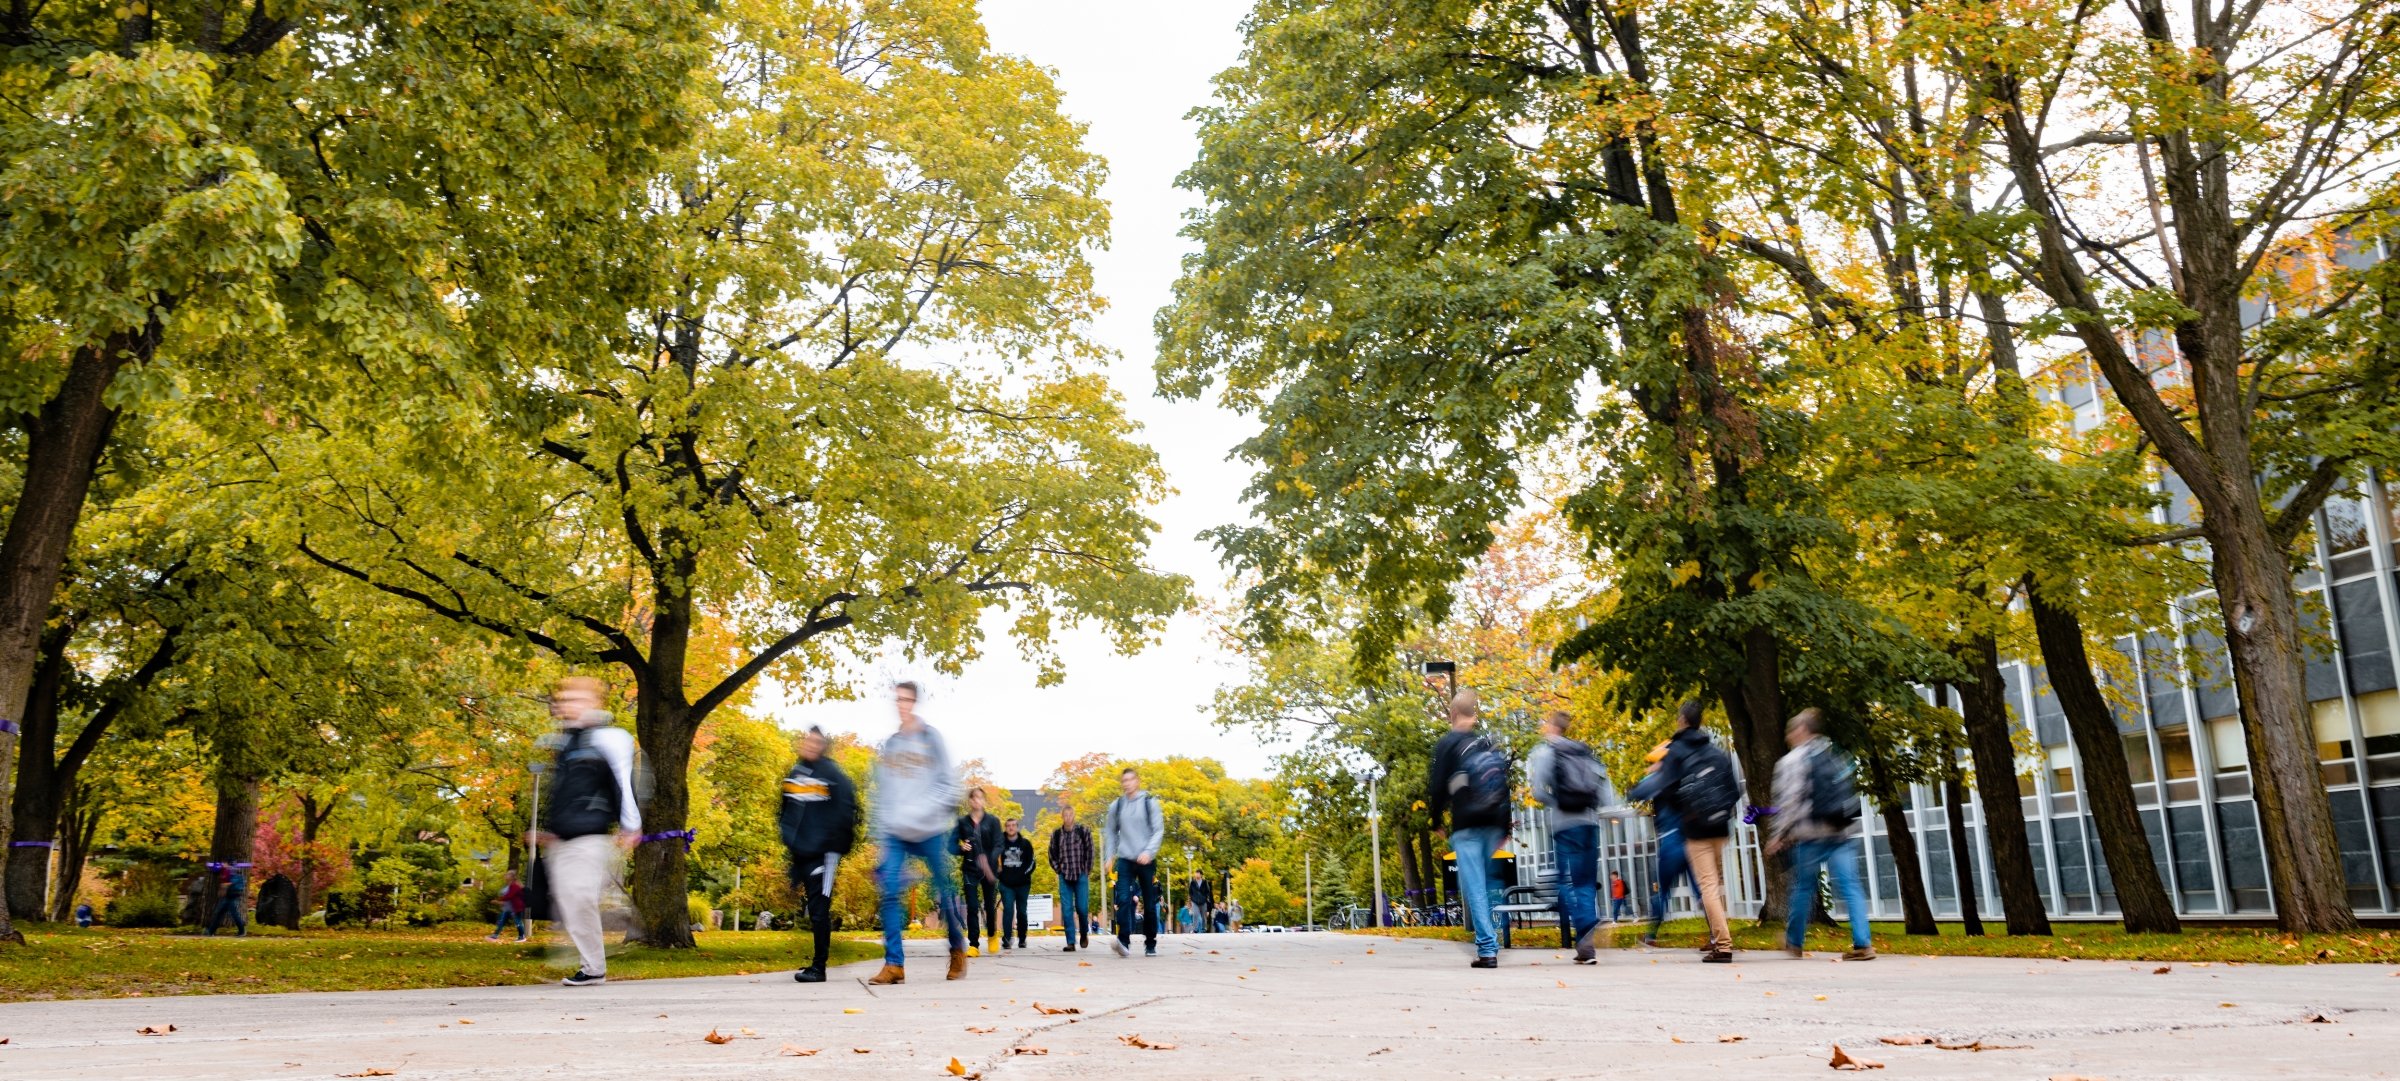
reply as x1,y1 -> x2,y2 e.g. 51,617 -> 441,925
1877,798 -> 1939,936
1955,635 -> 2054,935
47,782 -> 99,922
1943,765 -> 1986,936
2024,577 -> 2182,933
1725,626 -> 1793,926
201,773 -> 262,925
0,339 -> 131,945
4,629 -> 72,920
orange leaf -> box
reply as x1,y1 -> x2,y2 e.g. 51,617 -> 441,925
1030,1002 -> 1081,1016
1119,1034 -> 1178,1050
1829,1044 -> 1884,1070
2153,966 -> 2172,974
702,1030 -> 733,1045
1937,1041 -> 2029,1051
1877,1036 -> 1935,1046
1718,1035 -> 1746,1043
136,1025 -> 177,1036
776,1044 -> 819,1057
851,1048 -> 871,1054
337,1071 -> 395,1078
1012,1047 -> 1050,1055
946,1057 -> 967,1076
966,1026 -> 996,1034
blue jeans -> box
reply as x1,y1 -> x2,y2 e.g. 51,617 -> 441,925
1057,876 -> 1089,943
206,895 -> 246,936
1786,836 -> 1871,950
1552,824 -> 1600,945
493,907 -> 527,940
1112,858 -> 1159,947
877,832 -> 965,967
1449,826 -> 1505,957
999,882 -> 1030,946
1647,830 -> 1695,936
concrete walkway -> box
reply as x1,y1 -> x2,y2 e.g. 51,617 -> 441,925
1,932 -> 2394,1079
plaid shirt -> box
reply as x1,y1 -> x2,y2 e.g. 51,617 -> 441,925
1048,822 -> 1094,884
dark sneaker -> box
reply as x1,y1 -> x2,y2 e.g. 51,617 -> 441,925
1842,947 -> 1877,961
561,969 -> 606,987
1783,944 -> 1805,959
1062,942 -> 1076,954
1639,934 -> 1660,948
1144,944 -> 1157,957
1573,950 -> 1598,964
794,967 -> 826,983
1703,949 -> 1734,964
1470,955 -> 1499,969
1111,939 -> 1130,958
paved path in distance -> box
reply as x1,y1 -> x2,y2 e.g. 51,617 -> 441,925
2,931 -> 2394,1079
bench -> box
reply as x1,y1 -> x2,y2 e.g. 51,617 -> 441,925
1493,880 -> 1571,950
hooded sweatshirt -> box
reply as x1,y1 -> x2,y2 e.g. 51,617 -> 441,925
778,752 -> 861,856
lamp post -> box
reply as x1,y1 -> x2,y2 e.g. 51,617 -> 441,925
1421,659 -> 1457,703
1368,771 -> 1385,929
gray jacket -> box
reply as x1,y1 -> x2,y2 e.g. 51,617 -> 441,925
1527,739 -> 1608,831
872,722 -> 961,844
1771,736 -> 1856,844
1103,791 -> 1164,863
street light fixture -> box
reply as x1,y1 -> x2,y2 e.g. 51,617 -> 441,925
1421,659 -> 1457,703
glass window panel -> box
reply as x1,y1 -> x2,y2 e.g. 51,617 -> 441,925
2302,595 -> 2345,701
2190,627 -> 2240,721
2334,580 -> 2395,694
2159,727 -> 2199,780
2210,716 -> 2249,772
2123,733 -> 2157,784
2317,699 -> 2357,761
2326,496 -> 2372,555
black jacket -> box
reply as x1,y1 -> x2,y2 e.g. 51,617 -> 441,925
1427,728 -> 1511,831
954,812 -> 1002,882
996,834 -> 1037,888
1627,726 -> 1732,839
778,753 -> 861,856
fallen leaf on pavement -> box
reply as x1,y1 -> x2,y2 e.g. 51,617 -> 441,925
1829,1044 -> 1884,1070
1556,980 -> 1569,988
842,1008 -> 865,1015
739,1028 -> 756,1037
1077,961 -> 1092,967
2306,1013 -> 2333,1023
1365,949 -> 1375,954
703,1030 -> 733,1045
136,1025 -> 176,1036
966,1026 -> 996,1034
1670,1036 -> 1688,1044
1076,987 -> 1088,993
777,1045 -> 819,1057
1012,1047 -> 1049,1056
946,1058 -> 967,1076
851,1048 -> 871,1054
1718,1035 -> 1746,1043
1877,1036 -> 1936,1046
1031,1003 -> 1080,1016
337,1071 -> 394,1078
1119,1034 -> 1177,1050
2154,966 -> 2172,974
456,1019 -> 473,1025
2220,1002 -> 2237,1008
1937,1041 -> 2028,1051
1814,995 -> 1828,1001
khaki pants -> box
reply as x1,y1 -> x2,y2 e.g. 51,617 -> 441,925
1685,835 -> 1734,951
548,834 -> 620,976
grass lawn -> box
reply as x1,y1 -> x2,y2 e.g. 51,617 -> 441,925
1352,918 -> 2400,965
0,925 -> 882,1003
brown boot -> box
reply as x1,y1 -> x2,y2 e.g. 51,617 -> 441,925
866,964 -> 905,985
947,949 -> 970,981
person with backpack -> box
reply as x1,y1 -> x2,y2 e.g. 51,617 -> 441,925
1769,707 -> 1874,961
1426,688 -> 1511,968
778,725 -> 860,983
1528,710 -> 1613,963
1104,766 -> 1165,957
995,816 -> 1036,950
535,675 -> 642,986
204,863 -> 249,937
868,681 -> 971,984
953,787 -> 1004,954
1047,803 -> 1095,952
1628,699 -> 1741,962
1186,869 -> 1214,934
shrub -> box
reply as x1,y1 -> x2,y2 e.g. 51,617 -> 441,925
105,885 -> 181,928
687,893 -> 711,928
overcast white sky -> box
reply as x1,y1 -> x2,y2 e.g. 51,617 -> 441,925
758,0 -> 1281,788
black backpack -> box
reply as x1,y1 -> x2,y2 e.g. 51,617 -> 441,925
1451,737 -> 1512,822
1807,744 -> 1862,829
1674,742 -> 1743,834
544,727 -> 624,840
1550,739 -> 1608,814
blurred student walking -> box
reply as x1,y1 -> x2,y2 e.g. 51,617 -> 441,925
954,787 -> 1003,953
1048,804 -> 1095,952
1428,689 -> 1510,968
1628,700 -> 1741,962
868,682 -> 970,984
1529,710 -> 1613,963
1105,767 -> 1165,958
996,817 -> 1036,950
1771,708 -> 1874,961
778,725 -> 860,983
535,676 -> 641,986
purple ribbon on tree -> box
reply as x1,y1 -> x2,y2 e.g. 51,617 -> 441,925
640,829 -> 696,851
0,717 -> 18,735
1742,805 -> 1779,825
10,840 -> 53,848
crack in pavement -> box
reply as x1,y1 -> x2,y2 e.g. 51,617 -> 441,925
972,992 -> 1184,1077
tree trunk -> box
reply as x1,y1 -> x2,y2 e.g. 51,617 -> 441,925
4,628 -> 71,921
1414,828 -> 1441,906
1943,763 -> 1985,937
2024,576 -> 2182,933
1721,626 -> 1792,926
1876,797 -> 1938,936
201,773 -> 262,927
47,782 -> 100,922
627,694 -> 697,949
0,338 -> 132,945
1955,635 -> 2054,935
1396,827 -> 1423,909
